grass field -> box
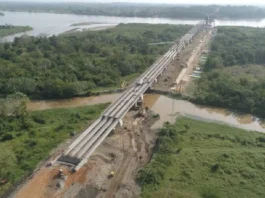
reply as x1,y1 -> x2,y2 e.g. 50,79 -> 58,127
0,103 -> 108,196
138,117 -> 265,198
0,25 -> 32,37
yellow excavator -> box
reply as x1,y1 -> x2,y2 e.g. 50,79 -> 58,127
108,171 -> 115,179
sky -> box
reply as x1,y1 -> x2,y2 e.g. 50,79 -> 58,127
0,0 -> 263,5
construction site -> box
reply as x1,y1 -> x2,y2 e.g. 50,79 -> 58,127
11,24 -> 213,198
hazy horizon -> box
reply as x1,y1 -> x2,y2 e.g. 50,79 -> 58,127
0,0 -> 264,6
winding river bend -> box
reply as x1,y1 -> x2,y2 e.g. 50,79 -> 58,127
27,94 -> 265,133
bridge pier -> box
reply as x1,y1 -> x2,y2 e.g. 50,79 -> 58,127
134,94 -> 144,108
119,119 -> 123,127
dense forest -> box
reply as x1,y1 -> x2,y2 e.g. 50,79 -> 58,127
1,3 -> 265,19
205,27 -> 265,69
0,24 -> 190,99
194,27 -> 265,117
0,25 -> 32,37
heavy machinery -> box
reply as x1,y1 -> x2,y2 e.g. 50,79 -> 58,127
108,171 -> 115,179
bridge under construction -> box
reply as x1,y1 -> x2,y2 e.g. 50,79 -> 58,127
57,21 -> 207,171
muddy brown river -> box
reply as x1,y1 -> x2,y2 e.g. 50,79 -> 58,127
27,93 -> 120,111
144,94 -> 265,132
27,93 -> 265,133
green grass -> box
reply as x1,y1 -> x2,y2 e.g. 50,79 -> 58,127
0,103 -> 108,196
138,117 -> 265,198
0,26 -> 32,37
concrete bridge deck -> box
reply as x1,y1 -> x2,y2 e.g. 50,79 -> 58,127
57,21 -> 206,171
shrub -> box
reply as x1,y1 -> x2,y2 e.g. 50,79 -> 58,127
200,187 -> 221,198
1,134 -> 14,141
32,115 -> 46,124
211,164 -> 220,172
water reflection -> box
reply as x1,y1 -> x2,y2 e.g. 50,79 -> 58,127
144,94 -> 265,132
1,11 -> 265,42
27,93 -> 265,132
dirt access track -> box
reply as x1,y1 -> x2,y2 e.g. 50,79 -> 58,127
11,29 -> 211,198
153,29 -> 211,92
13,109 -> 159,198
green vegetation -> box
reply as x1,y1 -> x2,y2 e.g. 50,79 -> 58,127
205,27 -> 265,69
0,23 -> 190,99
0,25 -> 32,37
138,117 -> 265,198
0,93 -> 107,196
1,2 -> 265,19
193,27 -> 265,117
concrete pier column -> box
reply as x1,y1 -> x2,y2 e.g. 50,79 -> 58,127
119,119 -> 123,127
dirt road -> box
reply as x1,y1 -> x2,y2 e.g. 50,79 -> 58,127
153,30 -> 210,92
13,108 -> 158,198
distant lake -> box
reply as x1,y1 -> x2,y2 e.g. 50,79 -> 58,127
0,11 -> 265,42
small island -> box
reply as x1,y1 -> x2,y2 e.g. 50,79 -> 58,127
0,12 -> 4,16
0,24 -> 33,37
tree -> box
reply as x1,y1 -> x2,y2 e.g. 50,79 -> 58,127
5,92 -> 29,117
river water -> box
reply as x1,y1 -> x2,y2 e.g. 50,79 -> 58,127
27,93 -> 265,133
144,94 -> 265,132
1,11 -> 265,42
27,93 -> 120,111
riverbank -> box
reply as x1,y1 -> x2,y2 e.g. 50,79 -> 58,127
26,92 -> 265,133
145,94 -> 265,133
27,93 -> 120,111
193,26 -> 265,119
0,25 -> 32,37
61,24 -> 116,35
138,117 -> 265,198
1,3 -> 265,20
